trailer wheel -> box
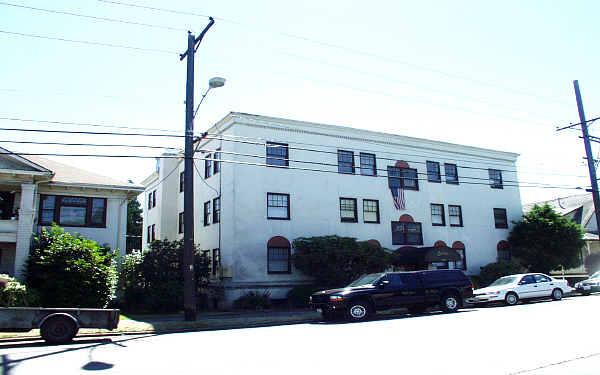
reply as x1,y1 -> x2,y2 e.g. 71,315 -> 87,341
41,315 -> 78,344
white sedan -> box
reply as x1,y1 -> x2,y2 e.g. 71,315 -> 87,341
469,273 -> 572,306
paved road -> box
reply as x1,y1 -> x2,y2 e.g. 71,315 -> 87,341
2,294 -> 599,375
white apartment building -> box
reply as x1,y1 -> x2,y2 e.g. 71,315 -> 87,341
142,112 -> 522,306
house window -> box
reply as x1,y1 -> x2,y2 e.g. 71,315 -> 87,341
267,193 -> 290,220
152,190 -> 156,208
494,208 -> 508,228
427,161 -> 441,182
151,224 -> 155,242
39,195 -> 107,228
179,172 -> 185,192
445,163 -> 459,184
498,241 -> 511,262
268,247 -> 291,274
178,212 -> 184,234
147,225 -> 151,243
213,197 -> 221,223
338,150 -> 355,174
214,148 -> 221,174
212,248 -> 220,276
448,205 -> 463,227
202,250 -> 211,273
204,201 -> 211,226
340,198 -> 358,222
454,248 -> 466,270
489,169 -> 503,189
360,153 -> 376,176
148,190 -> 156,209
266,142 -> 289,167
205,154 -> 213,178
431,204 -> 445,226
387,166 -> 419,191
391,221 -> 423,245
363,199 -> 380,223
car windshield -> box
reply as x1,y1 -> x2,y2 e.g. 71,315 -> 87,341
347,273 -> 385,287
489,276 -> 519,287
591,271 -> 600,279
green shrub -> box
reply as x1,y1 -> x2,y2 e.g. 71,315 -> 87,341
287,285 -> 322,308
233,290 -> 271,310
0,274 -> 40,307
478,261 -> 526,287
25,225 -> 116,308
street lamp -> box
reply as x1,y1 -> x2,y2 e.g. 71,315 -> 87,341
194,77 -> 226,118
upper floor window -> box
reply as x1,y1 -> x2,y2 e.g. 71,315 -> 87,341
267,193 -> 290,220
340,197 -> 358,222
427,161 -> 441,182
213,197 -> 221,223
266,142 -> 289,167
39,195 -> 106,228
445,163 -> 459,184
147,190 -> 156,209
338,150 -> 355,174
214,148 -> 221,174
363,199 -> 380,223
204,201 -> 212,226
387,166 -> 419,191
448,205 -> 463,227
178,212 -> 184,234
494,208 -> 508,229
489,169 -> 503,189
391,221 -> 423,245
360,153 -> 376,176
431,203 -> 445,226
179,172 -> 185,193
205,154 -> 213,178
147,224 -> 155,243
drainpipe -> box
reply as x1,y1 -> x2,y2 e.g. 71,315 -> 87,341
116,197 -> 128,256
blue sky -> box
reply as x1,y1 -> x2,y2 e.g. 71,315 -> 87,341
1,0 -> 599,203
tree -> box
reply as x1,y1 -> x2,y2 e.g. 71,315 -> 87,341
292,235 -> 391,288
508,204 -> 585,275
25,225 -> 116,308
126,199 -> 143,253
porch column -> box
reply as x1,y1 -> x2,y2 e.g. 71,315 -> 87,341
14,183 -> 36,280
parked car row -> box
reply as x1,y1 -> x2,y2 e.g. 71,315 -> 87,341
309,269 -> 591,322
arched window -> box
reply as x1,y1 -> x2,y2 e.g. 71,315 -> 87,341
367,239 -> 381,247
267,236 -> 291,274
434,240 -> 447,248
452,241 -> 466,271
497,240 -> 511,262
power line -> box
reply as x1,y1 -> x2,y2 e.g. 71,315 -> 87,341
0,125 -> 185,138
0,139 -> 181,151
0,1 -> 187,32
97,0 -> 211,18
0,30 -> 178,55
0,116 -> 184,134
144,160 -> 182,191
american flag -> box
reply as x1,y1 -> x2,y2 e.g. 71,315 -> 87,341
390,186 -> 406,210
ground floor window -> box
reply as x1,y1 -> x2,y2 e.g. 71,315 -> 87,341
391,221 -> 423,245
39,195 -> 107,227
267,236 -> 291,274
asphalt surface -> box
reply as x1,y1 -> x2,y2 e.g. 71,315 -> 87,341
1,294 -> 599,375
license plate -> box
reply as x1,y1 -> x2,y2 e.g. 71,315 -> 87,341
316,308 -> 322,313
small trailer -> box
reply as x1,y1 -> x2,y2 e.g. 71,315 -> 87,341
0,307 -> 120,344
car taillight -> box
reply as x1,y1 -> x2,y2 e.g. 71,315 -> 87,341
471,282 -> 474,290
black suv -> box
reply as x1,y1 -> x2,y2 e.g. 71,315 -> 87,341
309,270 -> 473,321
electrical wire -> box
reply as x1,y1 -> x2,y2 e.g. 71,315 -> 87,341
97,0 -> 212,18
0,116 -> 184,134
0,126 -> 184,138
0,139 -> 181,151
144,159 -> 182,191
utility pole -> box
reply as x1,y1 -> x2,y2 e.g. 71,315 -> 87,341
180,18 -> 215,321
573,80 -> 600,234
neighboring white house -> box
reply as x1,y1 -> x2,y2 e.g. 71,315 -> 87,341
0,148 -> 144,278
142,112 -> 522,306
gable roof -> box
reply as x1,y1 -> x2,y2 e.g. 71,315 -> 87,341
524,193 -> 597,232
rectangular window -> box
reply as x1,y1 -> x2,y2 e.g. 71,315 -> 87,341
427,161 -> 441,182
151,224 -> 155,242
213,197 -> 221,223
494,208 -> 508,228
266,142 -> 289,167
39,195 -> 106,228
391,221 -> 423,245
147,192 -> 152,210
489,169 -> 503,189
360,153 -> 376,176
363,199 -> 380,223
340,198 -> 358,222
445,163 -> 459,184
205,154 -> 213,178
147,225 -> 151,244
178,212 -> 184,234
431,204 -> 445,226
212,248 -> 220,276
448,205 -> 463,227
152,190 -> 156,208
267,193 -> 290,220
338,150 -> 355,174
203,250 -> 211,274
214,148 -> 221,174
204,201 -> 211,226
387,166 -> 419,191
454,249 -> 466,270
179,172 -> 185,193
268,247 -> 291,274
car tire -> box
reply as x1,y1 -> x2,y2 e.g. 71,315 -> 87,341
346,299 -> 372,322
40,316 -> 78,345
441,293 -> 460,313
504,292 -> 519,306
551,288 -> 563,301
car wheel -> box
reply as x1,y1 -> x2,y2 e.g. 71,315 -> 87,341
504,292 -> 519,306
40,316 -> 78,345
441,293 -> 460,313
551,288 -> 563,301
346,300 -> 372,322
